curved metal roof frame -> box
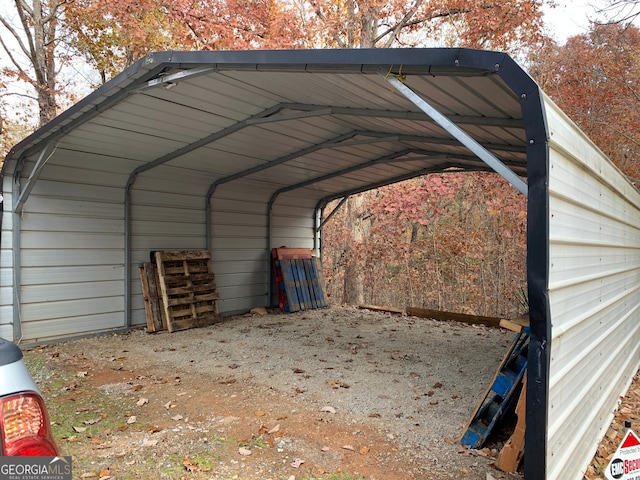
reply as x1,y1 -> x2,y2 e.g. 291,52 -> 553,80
2,48 -> 550,479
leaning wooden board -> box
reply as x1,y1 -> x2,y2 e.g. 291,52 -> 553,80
139,262 -> 166,332
154,250 -> 222,333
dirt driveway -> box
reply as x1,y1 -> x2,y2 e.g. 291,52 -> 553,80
25,306 -> 534,479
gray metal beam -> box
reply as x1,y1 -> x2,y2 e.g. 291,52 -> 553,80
253,103 -> 524,128
13,140 -> 59,213
384,75 -> 528,196
205,130 -> 361,249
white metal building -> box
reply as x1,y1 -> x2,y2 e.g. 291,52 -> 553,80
1,48 -> 639,479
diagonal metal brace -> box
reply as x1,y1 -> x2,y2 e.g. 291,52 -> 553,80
14,140 -> 60,213
384,75 -> 528,196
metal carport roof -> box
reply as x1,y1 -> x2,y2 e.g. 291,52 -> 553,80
2,48 -> 550,478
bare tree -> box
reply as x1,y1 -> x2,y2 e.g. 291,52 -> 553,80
0,1 -> 71,126
596,1 -> 640,24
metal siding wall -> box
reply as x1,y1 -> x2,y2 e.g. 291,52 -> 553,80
0,183 -> 14,340
6,157 -> 127,342
546,99 -> 640,480
271,192 -> 317,250
210,180 -> 272,313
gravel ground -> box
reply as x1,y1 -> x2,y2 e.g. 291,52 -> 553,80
28,306 -> 533,479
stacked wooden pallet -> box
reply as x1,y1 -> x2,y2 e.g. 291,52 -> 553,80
139,250 -> 222,333
272,248 -> 328,312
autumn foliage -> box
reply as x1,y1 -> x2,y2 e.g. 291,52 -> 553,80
529,23 -> 640,181
322,172 -> 528,318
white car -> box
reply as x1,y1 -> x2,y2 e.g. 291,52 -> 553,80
0,337 -> 58,456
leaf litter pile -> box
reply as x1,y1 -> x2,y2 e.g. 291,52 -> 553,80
22,305 -> 638,479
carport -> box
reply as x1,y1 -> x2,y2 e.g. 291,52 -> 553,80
2,48 -> 640,479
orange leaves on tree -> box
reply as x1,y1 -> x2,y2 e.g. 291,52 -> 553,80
306,0 -> 545,50
529,23 -> 640,181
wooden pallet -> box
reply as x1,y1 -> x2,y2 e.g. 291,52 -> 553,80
272,248 -> 328,312
154,250 -> 222,333
460,329 -> 529,449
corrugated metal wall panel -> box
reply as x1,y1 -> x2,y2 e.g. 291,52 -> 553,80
271,193 -> 317,251
209,181 -> 272,313
20,312 -> 124,341
3,157 -> 127,342
1,186 -> 15,340
545,98 -> 640,480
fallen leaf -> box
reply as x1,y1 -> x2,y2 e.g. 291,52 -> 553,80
131,385 -> 143,392
291,458 -> 304,468
77,371 -> 88,377
238,447 -> 252,456
99,467 -> 110,477
433,382 -> 443,389
73,426 -> 87,433
136,398 -> 148,406
61,382 -> 78,391
461,467 -> 469,474
183,457 -> 198,472
126,416 -> 137,424
321,406 -> 336,414
255,410 -> 266,417
293,368 -> 305,374
147,426 -> 162,433
321,446 -> 331,452
84,418 -> 101,425
342,445 -> 355,451
172,414 -> 183,421
267,424 -> 280,434
80,473 -> 98,478
142,439 -> 158,447
360,446 -> 370,455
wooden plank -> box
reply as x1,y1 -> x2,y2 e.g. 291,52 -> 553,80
293,259 -> 311,310
166,292 -> 220,307
139,263 -> 166,332
272,248 -> 313,259
313,257 -> 328,307
300,258 -> 318,309
155,250 -> 211,262
358,304 -> 404,314
306,257 -> 328,308
406,307 -> 509,329
278,259 -> 301,312
497,376 -> 527,472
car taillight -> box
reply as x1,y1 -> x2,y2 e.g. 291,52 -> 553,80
0,393 -> 58,456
